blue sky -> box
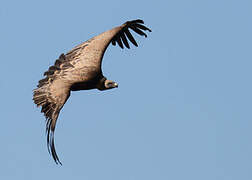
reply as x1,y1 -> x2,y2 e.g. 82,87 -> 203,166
1,0 -> 252,179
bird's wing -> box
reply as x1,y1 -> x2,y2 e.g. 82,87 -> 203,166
33,54 -> 79,164
63,19 -> 151,72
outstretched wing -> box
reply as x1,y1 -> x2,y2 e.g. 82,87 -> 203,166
52,19 -> 151,76
111,19 -> 152,49
33,54 -> 73,165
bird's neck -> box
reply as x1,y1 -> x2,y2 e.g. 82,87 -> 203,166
96,76 -> 107,91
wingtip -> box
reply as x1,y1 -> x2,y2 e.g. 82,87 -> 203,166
124,19 -> 144,26
133,19 -> 144,24
55,159 -> 63,165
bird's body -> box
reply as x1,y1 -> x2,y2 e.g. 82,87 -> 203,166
33,19 -> 151,164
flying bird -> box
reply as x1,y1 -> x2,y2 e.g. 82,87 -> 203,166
33,19 -> 151,164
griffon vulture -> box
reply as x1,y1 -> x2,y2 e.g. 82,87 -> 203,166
33,19 -> 151,164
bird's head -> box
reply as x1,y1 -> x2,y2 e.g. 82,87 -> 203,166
97,77 -> 118,91
104,80 -> 118,89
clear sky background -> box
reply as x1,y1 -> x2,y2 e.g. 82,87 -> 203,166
0,0 -> 252,179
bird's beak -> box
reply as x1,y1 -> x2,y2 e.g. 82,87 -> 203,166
114,83 -> 118,88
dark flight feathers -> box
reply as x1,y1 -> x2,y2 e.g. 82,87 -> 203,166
111,19 -> 151,49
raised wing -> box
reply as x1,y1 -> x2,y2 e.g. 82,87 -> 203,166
54,19 -> 151,74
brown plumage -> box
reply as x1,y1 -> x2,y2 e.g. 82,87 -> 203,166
33,19 -> 151,164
